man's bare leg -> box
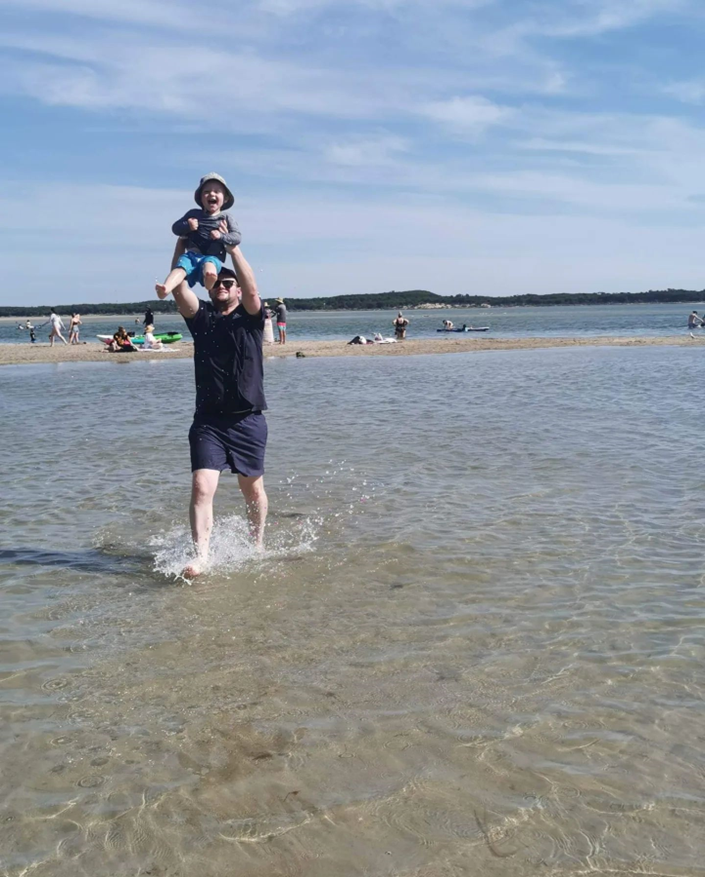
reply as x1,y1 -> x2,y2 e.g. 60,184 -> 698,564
238,474 -> 268,549
156,267 -> 187,300
184,468 -> 220,577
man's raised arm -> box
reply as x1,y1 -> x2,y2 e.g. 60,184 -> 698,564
230,247 -> 261,316
170,238 -> 200,319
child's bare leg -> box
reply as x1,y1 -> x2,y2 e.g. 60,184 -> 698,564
202,262 -> 218,291
156,268 -> 187,299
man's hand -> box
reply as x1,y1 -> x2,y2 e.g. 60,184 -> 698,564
210,219 -> 228,241
188,217 -> 199,231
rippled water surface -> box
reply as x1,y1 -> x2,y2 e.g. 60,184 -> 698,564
2,300 -> 704,344
1,347 -> 705,876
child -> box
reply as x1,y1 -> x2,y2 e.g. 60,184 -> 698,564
156,173 -> 241,298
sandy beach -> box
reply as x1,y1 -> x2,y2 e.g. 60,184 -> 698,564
0,333 -> 701,366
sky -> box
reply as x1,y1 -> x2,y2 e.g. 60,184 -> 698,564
2,0 -> 705,305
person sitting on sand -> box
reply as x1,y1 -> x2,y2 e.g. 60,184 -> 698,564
156,173 -> 241,299
142,324 -> 163,350
107,326 -> 136,352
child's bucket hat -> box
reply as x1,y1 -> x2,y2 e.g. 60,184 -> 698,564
195,173 -> 235,211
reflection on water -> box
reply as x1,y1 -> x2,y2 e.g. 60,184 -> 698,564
1,348 -> 704,876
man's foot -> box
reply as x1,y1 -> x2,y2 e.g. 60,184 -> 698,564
182,562 -> 203,579
155,283 -> 170,299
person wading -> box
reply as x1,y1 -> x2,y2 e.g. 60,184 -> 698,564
171,245 -> 268,578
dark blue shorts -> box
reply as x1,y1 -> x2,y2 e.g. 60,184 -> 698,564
189,412 -> 267,477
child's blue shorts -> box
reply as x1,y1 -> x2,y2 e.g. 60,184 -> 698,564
177,251 -> 223,288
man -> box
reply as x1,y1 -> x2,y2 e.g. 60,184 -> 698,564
275,297 -> 287,344
688,310 -> 702,329
144,305 -> 155,330
171,245 -> 268,578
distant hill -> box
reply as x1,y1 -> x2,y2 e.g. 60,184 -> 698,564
2,287 -> 705,317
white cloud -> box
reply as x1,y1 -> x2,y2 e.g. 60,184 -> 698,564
324,135 -> 409,167
420,96 -> 511,134
1,0 -> 705,305
0,0 -> 199,30
662,79 -> 705,105
2,176 -> 705,307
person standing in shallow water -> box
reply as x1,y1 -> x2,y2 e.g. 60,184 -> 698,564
170,243 -> 268,578
393,311 -> 409,340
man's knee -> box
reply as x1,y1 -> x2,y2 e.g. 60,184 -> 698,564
192,469 -> 219,502
238,475 -> 266,503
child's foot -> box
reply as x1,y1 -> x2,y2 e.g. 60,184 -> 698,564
203,272 -> 217,291
155,283 -> 170,299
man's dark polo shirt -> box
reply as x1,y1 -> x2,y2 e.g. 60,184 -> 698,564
184,300 -> 267,416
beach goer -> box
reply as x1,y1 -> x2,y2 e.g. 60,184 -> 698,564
263,301 -> 275,344
142,324 -> 163,350
44,309 -> 68,346
144,306 -> 154,329
275,298 -> 287,344
442,319 -> 454,330
156,173 -> 241,298
170,247 -> 268,578
688,310 -> 702,329
107,326 -> 136,352
68,313 -> 82,344
393,311 -> 409,340
27,320 -> 36,343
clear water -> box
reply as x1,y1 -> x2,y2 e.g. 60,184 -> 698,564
2,300 -> 703,345
1,347 -> 704,876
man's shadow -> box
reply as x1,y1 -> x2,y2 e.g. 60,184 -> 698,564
0,547 -> 167,585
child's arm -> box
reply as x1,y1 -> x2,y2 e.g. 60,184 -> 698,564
219,214 -> 242,249
172,209 -> 199,237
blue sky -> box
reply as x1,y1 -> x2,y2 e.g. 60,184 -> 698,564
2,0 -> 705,305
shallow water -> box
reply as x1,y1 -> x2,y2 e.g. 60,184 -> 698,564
2,300 -> 703,344
1,347 -> 704,876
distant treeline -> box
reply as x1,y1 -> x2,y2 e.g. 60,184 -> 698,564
2,288 -> 705,317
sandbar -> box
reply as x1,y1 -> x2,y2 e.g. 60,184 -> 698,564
0,334 -> 702,367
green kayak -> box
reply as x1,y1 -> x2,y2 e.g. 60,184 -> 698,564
130,332 -> 183,345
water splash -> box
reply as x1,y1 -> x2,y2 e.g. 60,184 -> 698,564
149,510 -> 321,579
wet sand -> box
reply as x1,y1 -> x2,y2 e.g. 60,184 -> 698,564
0,334 -> 702,366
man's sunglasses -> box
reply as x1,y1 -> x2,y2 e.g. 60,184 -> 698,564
214,279 -> 236,289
